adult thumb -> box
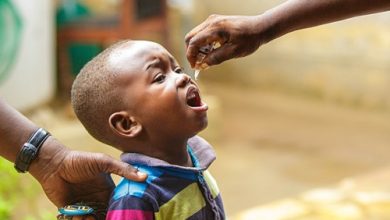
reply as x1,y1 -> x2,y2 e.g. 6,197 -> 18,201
205,43 -> 236,66
98,154 -> 147,181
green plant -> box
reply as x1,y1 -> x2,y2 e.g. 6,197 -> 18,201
0,158 -> 57,219
0,158 -> 21,218
0,198 -> 12,219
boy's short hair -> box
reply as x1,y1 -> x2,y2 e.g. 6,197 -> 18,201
71,40 -> 128,145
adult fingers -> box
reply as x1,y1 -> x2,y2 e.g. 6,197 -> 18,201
185,34 -> 210,68
203,43 -> 237,66
97,153 -> 147,181
186,31 -> 227,68
185,22 -> 206,47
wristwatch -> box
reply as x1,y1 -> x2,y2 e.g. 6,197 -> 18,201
57,203 -> 96,220
14,128 -> 50,173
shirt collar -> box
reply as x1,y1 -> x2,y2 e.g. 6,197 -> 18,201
120,136 -> 216,171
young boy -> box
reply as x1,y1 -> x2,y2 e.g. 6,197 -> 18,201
71,40 -> 225,220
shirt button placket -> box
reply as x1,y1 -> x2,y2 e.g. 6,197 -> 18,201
197,171 -> 221,219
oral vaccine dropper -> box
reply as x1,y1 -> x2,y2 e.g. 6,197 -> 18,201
194,42 -> 221,80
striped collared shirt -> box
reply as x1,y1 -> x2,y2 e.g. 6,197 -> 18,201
106,136 -> 225,220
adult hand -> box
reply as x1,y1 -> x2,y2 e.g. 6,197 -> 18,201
1,93 -> 146,220
185,0 -> 390,69
29,137 -> 147,220
185,14 -> 267,68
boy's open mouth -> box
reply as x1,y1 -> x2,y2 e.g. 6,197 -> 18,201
186,86 -> 202,107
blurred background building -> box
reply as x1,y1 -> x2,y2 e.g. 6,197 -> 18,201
0,0 -> 389,219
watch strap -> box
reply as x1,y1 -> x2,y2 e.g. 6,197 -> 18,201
14,128 -> 51,173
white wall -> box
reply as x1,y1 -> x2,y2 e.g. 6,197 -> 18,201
0,0 -> 55,111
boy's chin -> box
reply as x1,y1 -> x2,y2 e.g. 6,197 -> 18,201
191,120 -> 209,137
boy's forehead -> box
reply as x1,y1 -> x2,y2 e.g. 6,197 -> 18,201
107,41 -> 171,70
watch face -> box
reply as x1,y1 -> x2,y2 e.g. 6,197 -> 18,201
58,205 -> 94,216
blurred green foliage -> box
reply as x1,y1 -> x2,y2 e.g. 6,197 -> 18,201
0,158 -> 20,219
23,211 -> 54,220
0,158 -> 56,220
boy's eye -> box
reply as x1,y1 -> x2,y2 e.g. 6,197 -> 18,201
153,74 -> 166,83
174,67 -> 183,74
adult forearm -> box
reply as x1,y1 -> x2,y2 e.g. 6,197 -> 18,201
260,0 -> 390,43
0,98 -> 38,162
185,0 -> 390,67
0,98 -> 68,181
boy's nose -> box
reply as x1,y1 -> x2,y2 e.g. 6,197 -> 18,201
176,73 -> 191,87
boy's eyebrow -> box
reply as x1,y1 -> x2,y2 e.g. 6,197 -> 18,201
145,59 -> 161,70
145,55 -> 177,70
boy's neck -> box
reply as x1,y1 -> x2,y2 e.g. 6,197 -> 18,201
159,144 -> 192,167
127,137 -> 193,167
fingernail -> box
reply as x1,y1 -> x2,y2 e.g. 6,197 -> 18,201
137,171 -> 147,178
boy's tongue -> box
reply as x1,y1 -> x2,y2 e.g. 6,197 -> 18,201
187,89 -> 201,107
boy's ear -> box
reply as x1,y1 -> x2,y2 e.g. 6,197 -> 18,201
109,111 -> 142,138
